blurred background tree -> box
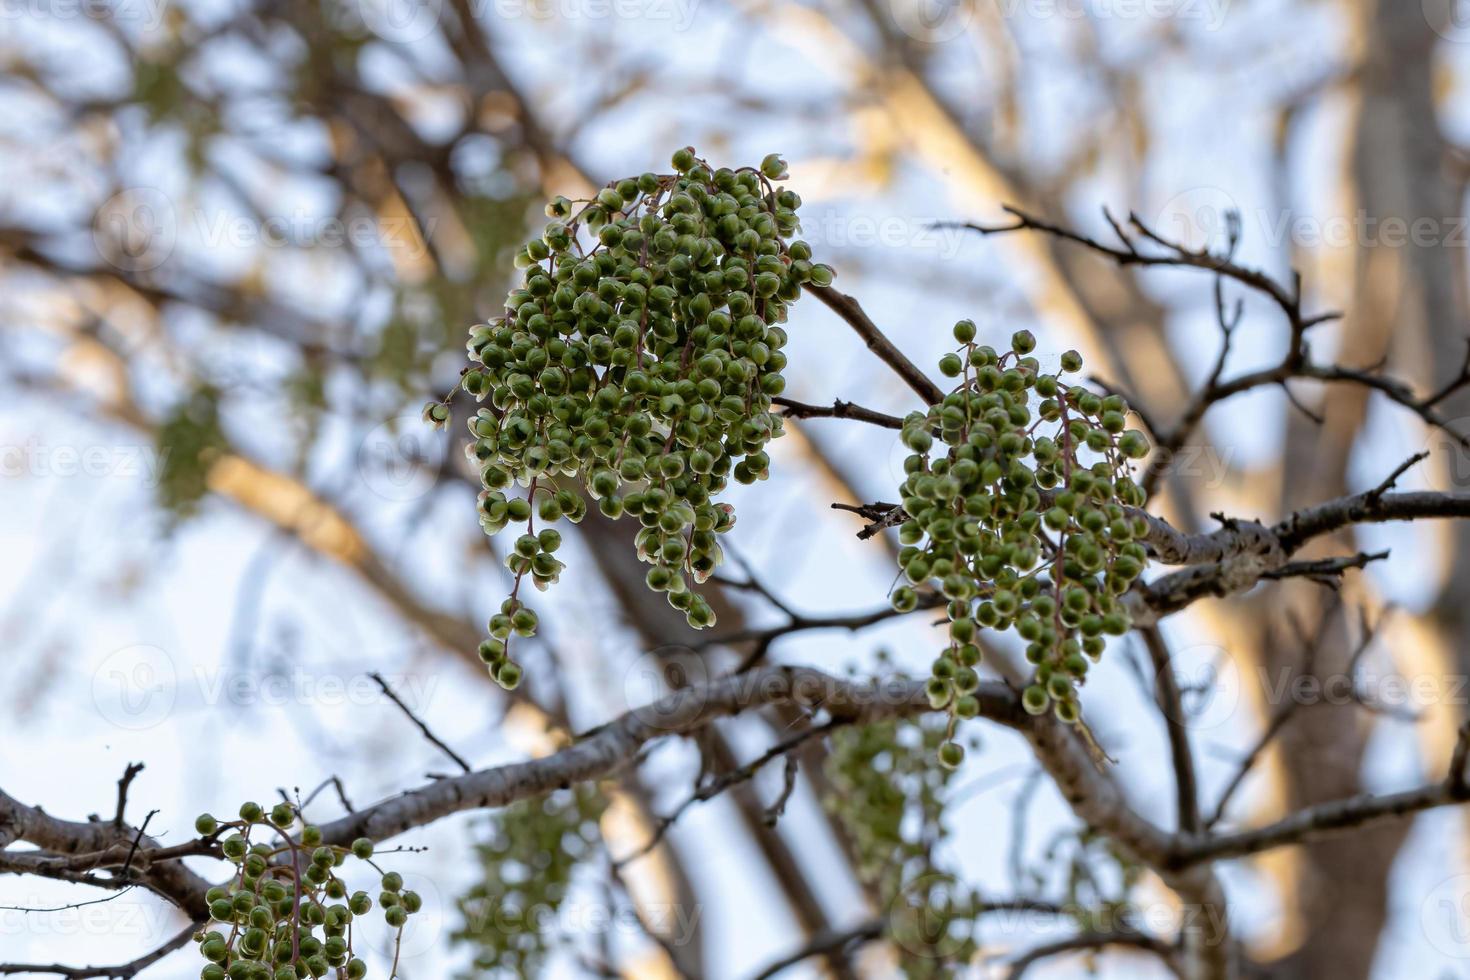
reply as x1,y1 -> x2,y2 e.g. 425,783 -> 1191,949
4,0 -> 1470,977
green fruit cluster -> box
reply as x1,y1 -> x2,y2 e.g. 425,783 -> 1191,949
189,804 -> 418,979
891,327 -> 1149,736
824,705 -> 978,978
451,784 -> 607,977
430,147 -> 829,685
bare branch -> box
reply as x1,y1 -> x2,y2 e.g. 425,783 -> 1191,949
808,285 -> 945,405
773,397 -> 905,430
0,919 -> 202,978
1141,628 -> 1200,834
368,671 -> 473,774
1007,927 -> 1182,979
110,764 -> 144,830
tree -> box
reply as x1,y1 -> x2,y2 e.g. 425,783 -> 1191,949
3,2 -> 1469,979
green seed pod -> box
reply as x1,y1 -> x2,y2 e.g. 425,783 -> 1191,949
1118,430 -> 1150,459
1022,685 -> 1049,715
937,741 -> 965,769
496,662 -> 523,690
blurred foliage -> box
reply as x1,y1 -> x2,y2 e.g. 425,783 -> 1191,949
1031,827 -> 1144,937
451,783 -> 608,977
825,703 -> 978,978
155,384 -> 226,521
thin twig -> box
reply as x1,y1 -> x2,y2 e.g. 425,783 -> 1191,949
369,671 -> 472,774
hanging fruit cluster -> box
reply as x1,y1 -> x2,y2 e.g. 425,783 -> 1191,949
190,804 -> 417,979
891,326 -> 1150,757
427,148 -> 830,687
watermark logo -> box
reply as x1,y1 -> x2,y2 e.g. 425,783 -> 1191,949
92,187 -> 176,273
91,646 -> 442,728
887,872 -> 972,959
382,872 -> 446,959
889,0 -> 975,43
1423,873 -> 1470,957
358,414 -> 446,502
492,0 -> 700,28
622,645 -> 711,731
92,190 -> 437,273
895,0 -> 1232,42
0,894 -> 180,939
1151,186 -> 1240,260
1426,0 -> 1470,43
1422,414 -> 1470,491
0,440 -> 168,484
458,894 -> 702,947
92,644 -> 177,730
0,0 -> 169,32
1144,443 -> 1236,490
357,0 -> 443,41
803,210 -> 975,260
1145,642 -> 1239,733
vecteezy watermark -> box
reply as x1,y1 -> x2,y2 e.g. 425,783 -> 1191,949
1422,414 -> 1470,491
887,878 -> 1233,963
1142,443 -> 1235,489
1141,638 -> 1466,734
190,209 -> 435,255
92,187 -> 176,274
91,645 -> 442,729
1257,667 -> 1466,714
801,211 -> 975,260
357,413 -> 447,502
458,895 -> 703,948
1151,186 -> 1242,259
1426,0 -> 1470,44
1153,187 -> 1470,257
0,439 -> 167,484
341,0 -> 698,42
91,188 -> 436,273
0,894 -> 182,940
995,0 -> 1229,28
491,0 -> 699,29
350,0 -> 444,42
1255,211 -> 1470,251
0,0 -> 168,30
92,644 -> 178,731
1422,873 -> 1470,957
622,646 -> 712,732
376,872 -> 446,959
887,873 -> 974,960
621,651 -> 931,733
888,0 -> 1229,43
1144,642 -> 1240,734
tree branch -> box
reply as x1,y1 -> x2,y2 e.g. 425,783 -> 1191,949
0,919 -> 201,978
808,285 -> 945,405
